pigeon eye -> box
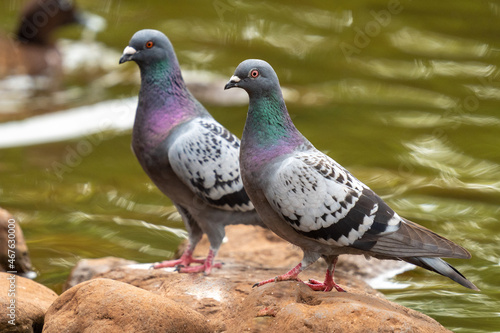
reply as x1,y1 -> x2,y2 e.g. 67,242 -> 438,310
250,69 -> 259,78
145,41 -> 154,49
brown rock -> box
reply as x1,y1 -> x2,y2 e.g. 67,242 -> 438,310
86,226 -> 448,332
63,256 -> 138,291
0,208 -> 34,277
231,282 -> 450,333
64,225 -> 449,332
97,265 -> 368,331
43,278 -> 213,333
96,262 -> 449,333
0,272 -> 58,333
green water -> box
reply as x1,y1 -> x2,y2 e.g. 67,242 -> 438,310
1,1 -> 500,332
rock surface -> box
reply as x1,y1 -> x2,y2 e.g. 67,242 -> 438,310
0,208 -> 34,277
43,278 -> 212,333
93,262 -> 449,333
236,282 -> 448,333
63,256 -> 138,291
0,272 -> 57,333
54,225 -> 448,332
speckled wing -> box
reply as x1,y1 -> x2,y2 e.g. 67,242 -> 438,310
169,118 -> 254,212
264,149 -> 469,258
263,149 -> 400,247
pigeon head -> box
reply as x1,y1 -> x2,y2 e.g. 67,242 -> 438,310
226,59 -> 304,151
224,59 -> 281,97
119,29 -> 178,68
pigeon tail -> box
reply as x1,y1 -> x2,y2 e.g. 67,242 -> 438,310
403,257 -> 479,290
365,218 -> 472,259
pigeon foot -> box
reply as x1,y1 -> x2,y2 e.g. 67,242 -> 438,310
253,263 -> 346,292
253,263 -> 304,288
307,266 -> 346,292
154,248 -> 222,275
307,278 -> 345,292
153,249 -> 205,269
176,261 -> 223,275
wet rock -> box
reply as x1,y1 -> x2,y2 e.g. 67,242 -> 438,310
0,208 -> 34,278
95,262 -> 449,333
95,262 -> 378,332
63,256 -> 138,291
0,272 -> 57,333
232,282 -> 450,333
42,278 -> 213,333
61,225 -> 449,332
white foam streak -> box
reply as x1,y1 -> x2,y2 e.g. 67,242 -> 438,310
0,98 -> 137,149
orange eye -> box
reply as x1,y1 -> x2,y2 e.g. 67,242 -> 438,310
250,69 -> 259,78
145,41 -> 154,49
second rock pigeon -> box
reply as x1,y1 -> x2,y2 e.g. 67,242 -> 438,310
225,59 -> 478,291
119,30 -> 264,274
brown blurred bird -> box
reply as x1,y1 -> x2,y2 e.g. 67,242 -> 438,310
0,0 -> 82,78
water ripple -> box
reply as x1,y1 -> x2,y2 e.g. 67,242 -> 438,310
352,59 -> 495,81
402,136 -> 500,193
389,27 -> 490,58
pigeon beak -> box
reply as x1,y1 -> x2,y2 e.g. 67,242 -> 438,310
224,75 -> 241,90
119,46 -> 137,64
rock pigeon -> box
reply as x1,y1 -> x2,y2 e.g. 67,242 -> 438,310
119,30 -> 264,274
225,59 -> 479,291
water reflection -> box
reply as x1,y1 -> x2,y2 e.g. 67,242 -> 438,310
466,84 -> 500,100
318,79 -> 456,108
389,27 -> 490,58
351,58 -> 496,80
386,111 -> 500,128
403,135 -> 500,192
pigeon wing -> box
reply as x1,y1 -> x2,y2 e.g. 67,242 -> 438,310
263,150 -> 469,258
169,118 -> 254,212
263,149 -> 386,247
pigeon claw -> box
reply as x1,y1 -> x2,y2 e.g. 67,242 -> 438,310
307,278 -> 346,292
175,261 -> 223,275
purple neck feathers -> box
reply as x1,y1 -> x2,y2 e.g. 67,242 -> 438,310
132,60 -> 206,150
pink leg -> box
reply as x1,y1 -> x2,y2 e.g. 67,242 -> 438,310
253,263 -> 305,288
253,258 -> 345,292
307,257 -> 345,292
176,248 -> 222,275
153,247 -> 222,275
153,248 -> 204,269
307,269 -> 345,292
